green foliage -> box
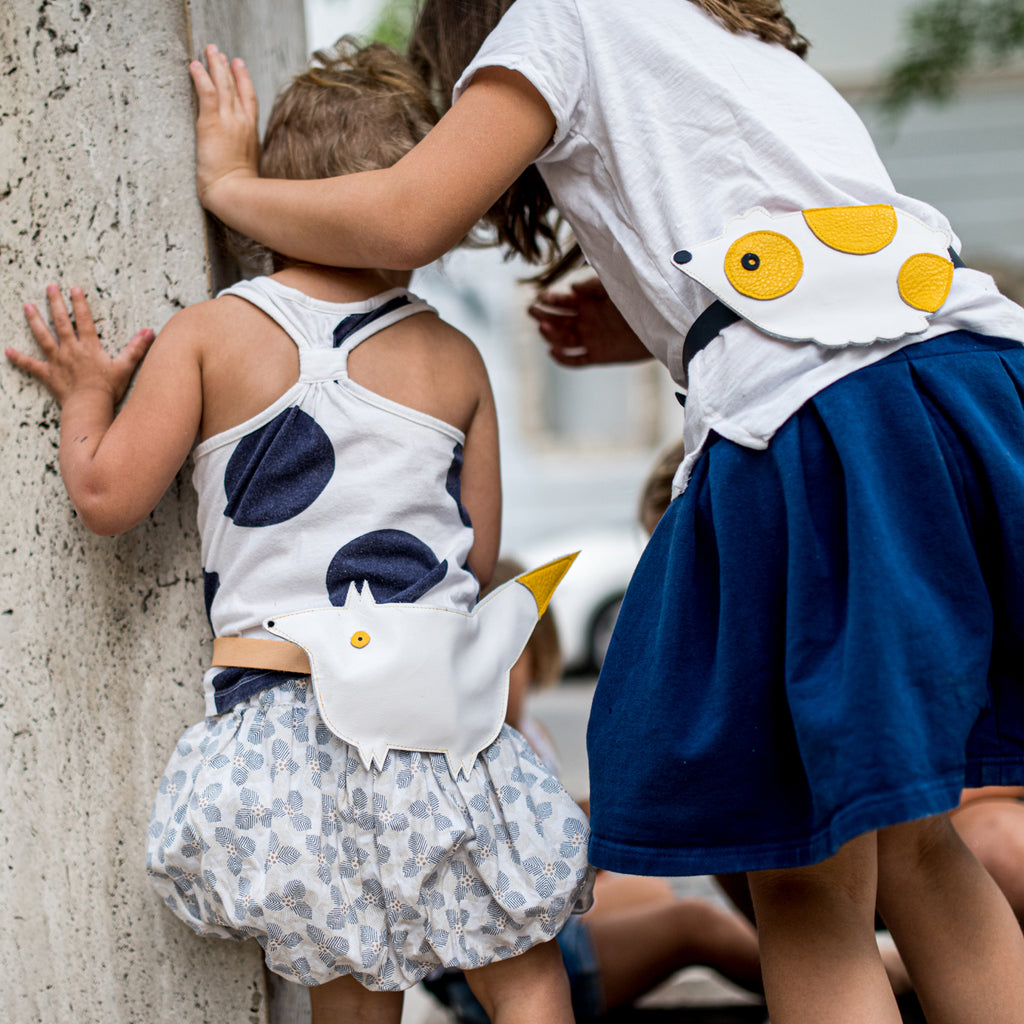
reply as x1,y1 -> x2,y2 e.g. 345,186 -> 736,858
881,0 -> 1024,115
370,0 -> 417,50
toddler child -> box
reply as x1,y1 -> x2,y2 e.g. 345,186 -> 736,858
7,38 -> 592,1024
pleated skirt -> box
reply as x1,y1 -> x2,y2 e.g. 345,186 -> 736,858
588,331 -> 1024,875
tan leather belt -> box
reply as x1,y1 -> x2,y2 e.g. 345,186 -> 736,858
212,636 -> 311,675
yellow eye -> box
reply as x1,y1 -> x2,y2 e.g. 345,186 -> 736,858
724,231 -> 803,300
350,631 -> 370,649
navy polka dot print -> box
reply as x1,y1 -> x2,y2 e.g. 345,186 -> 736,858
332,294 -> 412,347
326,529 -> 449,604
445,443 -> 473,528
194,279 -> 478,716
203,570 -> 220,632
224,408 -> 335,527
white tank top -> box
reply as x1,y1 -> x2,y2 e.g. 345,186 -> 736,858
193,276 -> 478,714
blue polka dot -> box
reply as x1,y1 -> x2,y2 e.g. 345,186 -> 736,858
203,570 -> 220,633
445,443 -> 472,528
332,294 -> 412,347
326,530 -> 449,605
224,408 -> 334,527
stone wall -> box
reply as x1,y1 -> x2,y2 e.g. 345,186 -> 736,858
0,2 -> 304,1021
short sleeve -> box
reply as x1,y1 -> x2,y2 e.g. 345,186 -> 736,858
453,0 -> 586,154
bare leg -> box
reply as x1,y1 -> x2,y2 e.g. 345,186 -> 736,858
309,973 -> 404,1024
716,866 -> 911,997
950,792 -> 1024,926
464,938 -> 574,1024
747,831 -> 900,1024
588,871 -> 672,914
715,871 -> 755,924
585,890 -> 762,1009
876,812 -> 1024,1024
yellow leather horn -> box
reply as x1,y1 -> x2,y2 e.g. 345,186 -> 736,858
516,552 -> 579,616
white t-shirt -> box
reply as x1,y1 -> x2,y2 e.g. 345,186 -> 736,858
456,0 -> 1024,490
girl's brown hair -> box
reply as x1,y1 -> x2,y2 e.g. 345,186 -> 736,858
408,0 -> 808,284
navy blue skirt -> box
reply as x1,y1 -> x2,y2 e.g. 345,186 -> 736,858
587,331 -> 1024,875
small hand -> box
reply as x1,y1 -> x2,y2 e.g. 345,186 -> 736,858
6,285 -> 155,407
189,44 -> 260,215
528,276 -> 652,367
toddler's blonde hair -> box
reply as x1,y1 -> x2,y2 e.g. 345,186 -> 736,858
261,37 -> 438,184
232,37 -> 439,274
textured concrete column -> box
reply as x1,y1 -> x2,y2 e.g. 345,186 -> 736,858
0,2 -> 304,1021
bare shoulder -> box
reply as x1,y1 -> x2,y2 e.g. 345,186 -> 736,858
391,308 -> 487,371
349,309 -> 492,434
157,293 -> 265,349
181,293 -> 300,442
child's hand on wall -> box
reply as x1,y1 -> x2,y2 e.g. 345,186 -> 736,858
6,285 -> 154,407
189,45 -> 260,216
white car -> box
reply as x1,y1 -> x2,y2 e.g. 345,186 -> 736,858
514,524 -> 648,674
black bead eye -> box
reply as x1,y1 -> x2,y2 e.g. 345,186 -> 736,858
673,249 -> 693,265
741,252 -> 760,271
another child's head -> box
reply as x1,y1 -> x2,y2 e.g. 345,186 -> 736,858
639,438 -> 687,536
483,558 -> 562,729
242,38 -> 439,272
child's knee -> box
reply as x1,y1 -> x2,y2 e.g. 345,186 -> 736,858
465,939 -> 569,1017
879,813 -> 957,866
749,832 -> 879,915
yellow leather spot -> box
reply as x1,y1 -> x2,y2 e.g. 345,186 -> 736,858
802,204 -> 897,255
724,231 -> 803,300
350,631 -> 370,649
898,253 -> 953,312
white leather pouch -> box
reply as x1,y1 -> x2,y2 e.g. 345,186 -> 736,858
264,554 -> 576,778
672,204 -> 955,347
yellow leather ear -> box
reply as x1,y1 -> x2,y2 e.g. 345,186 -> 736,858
516,552 -> 579,617
803,204 -> 897,255
724,231 -> 803,300
898,253 -> 954,312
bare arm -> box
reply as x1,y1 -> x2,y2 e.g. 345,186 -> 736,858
460,378 -> 501,590
190,48 -> 555,270
7,288 -> 204,535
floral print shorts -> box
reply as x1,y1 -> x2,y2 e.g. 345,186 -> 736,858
147,676 -> 594,989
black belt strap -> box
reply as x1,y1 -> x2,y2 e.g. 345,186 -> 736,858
682,301 -> 740,374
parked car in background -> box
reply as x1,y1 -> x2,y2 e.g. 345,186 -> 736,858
514,524 -> 648,675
